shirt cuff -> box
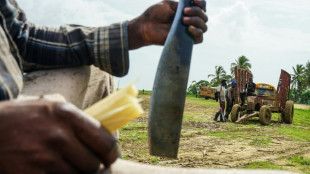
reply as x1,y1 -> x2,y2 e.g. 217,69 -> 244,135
94,21 -> 129,77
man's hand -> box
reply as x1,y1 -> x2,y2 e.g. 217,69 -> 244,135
0,99 -> 118,173
128,0 -> 208,50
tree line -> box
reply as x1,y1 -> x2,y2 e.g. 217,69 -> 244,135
291,62 -> 310,104
187,56 -> 310,104
188,56 -> 250,97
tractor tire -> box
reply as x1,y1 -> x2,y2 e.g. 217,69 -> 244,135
231,104 -> 241,123
282,100 -> 294,124
205,96 -> 209,100
259,106 -> 271,125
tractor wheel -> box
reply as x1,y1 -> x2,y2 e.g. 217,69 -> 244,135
282,100 -> 294,124
259,106 -> 271,125
205,96 -> 209,100
231,104 -> 241,122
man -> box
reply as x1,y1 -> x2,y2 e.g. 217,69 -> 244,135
245,77 -> 256,96
240,77 -> 256,105
224,80 -> 238,121
214,79 -> 226,122
0,0 -> 208,173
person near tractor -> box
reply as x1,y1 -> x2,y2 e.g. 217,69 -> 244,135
214,79 -> 227,122
241,77 -> 256,105
0,0 -> 207,173
245,77 -> 256,96
224,80 -> 238,121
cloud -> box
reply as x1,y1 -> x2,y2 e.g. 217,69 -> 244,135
189,0 -> 310,87
17,0 -> 135,27
16,0 -> 310,89
209,0 -> 310,52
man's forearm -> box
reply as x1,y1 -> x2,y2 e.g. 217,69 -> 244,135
23,22 -> 129,77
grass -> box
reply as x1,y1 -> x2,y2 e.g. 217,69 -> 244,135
186,96 -> 218,106
119,122 -> 148,142
290,156 -> 310,166
119,94 -> 310,173
278,126 -> 310,142
250,137 -> 272,147
290,109 -> 310,126
289,156 -> 310,174
183,113 -> 207,122
277,109 -> 310,142
285,162 -> 296,166
122,155 -> 130,160
139,90 -> 152,95
150,157 -> 159,164
245,161 -> 283,170
205,128 -> 275,146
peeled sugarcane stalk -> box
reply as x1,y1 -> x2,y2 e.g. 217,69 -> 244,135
84,83 -> 144,133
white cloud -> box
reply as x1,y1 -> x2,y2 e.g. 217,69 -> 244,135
17,0 -> 135,26
16,0 -> 310,89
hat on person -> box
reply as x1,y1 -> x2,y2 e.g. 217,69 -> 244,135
232,81 -> 237,84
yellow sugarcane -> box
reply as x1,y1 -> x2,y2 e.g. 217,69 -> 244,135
84,82 -> 143,133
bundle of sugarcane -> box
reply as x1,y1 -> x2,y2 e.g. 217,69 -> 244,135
84,83 -> 143,133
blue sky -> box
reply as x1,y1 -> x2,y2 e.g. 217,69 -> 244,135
18,0 -> 310,90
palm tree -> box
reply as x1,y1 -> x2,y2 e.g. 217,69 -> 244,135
305,61 -> 310,88
292,64 -> 305,90
230,55 -> 252,74
291,64 -> 305,101
223,74 -> 234,87
208,65 -> 226,86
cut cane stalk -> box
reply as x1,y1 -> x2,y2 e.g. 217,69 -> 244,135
84,82 -> 143,133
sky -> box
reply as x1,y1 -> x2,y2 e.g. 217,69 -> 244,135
17,0 -> 310,90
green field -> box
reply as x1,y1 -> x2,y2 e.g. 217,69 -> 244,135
119,94 -> 310,173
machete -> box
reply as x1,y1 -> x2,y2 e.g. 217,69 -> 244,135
148,0 -> 201,158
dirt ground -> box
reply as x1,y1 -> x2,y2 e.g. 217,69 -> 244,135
119,95 -> 310,173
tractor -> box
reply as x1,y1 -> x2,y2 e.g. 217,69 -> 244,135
231,67 -> 294,125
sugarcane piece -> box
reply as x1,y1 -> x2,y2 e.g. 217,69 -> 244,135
84,83 -> 143,133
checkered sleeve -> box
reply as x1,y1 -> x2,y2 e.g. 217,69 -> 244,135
7,0 -> 129,77
22,22 -> 129,77
93,22 -> 129,77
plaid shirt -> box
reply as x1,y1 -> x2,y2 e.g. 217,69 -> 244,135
0,0 -> 129,100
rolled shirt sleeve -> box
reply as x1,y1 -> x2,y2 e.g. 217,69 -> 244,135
7,0 -> 129,77
94,22 -> 129,77
0,0 -> 130,100
21,21 -> 129,77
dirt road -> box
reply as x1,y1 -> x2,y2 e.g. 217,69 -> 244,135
119,95 -> 310,173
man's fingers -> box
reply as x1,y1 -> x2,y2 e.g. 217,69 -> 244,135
60,136 -> 102,173
55,104 -> 119,168
183,6 -> 208,22
188,25 -> 204,44
74,126 -> 119,168
193,0 -> 206,12
45,158 -> 80,174
183,16 -> 207,32
30,151 -> 80,174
